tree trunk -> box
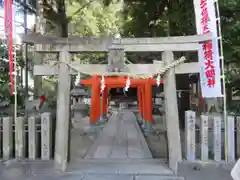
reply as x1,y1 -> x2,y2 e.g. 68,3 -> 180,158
33,0 -> 45,98
226,85 -> 232,104
57,0 -> 68,37
55,0 -> 71,162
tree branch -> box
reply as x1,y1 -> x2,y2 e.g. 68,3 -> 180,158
41,0 -> 68,26
15,0 -> 36,14
67,0 -> 95,22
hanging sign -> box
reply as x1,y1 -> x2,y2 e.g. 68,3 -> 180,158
193,0 -> 222,97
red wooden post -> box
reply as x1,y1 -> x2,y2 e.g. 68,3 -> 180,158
143,79 -> 153,129
137,86 -> 142,116
89,76 -> 101,124
141,85 -> 146,122
102,87 -> 108,118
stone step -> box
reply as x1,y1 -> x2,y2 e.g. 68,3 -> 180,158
135,175 -> 185,180
16,174 -> 185,180
67,160 -> 173,175
0,160 -> 184,180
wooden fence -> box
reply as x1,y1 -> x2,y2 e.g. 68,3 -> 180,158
0,112 -> 53,161
185,110 -> 239,162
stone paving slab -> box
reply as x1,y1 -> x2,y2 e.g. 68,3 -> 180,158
82,174 -> 133,180
0,160 -> 235,180
135,175 -> 185,180
68,160 -> 173,175
178,161 -> 234,180
84,112 -> 152,159
0,160 -> 175,180
3,173 -> 185,180
25,174 -> 84,180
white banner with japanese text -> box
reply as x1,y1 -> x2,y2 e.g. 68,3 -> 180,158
193,0 -> 222,97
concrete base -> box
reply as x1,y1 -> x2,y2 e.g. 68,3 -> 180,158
84,121 -> 103,134
178,161 -> 234,180
99,113 -> 108,124
0,160 -> 233,180
135,113 -> 143,125
141,121 -> 154,134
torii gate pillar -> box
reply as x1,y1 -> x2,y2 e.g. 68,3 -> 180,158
162,51 -> 182,173
54,46 -> 71,171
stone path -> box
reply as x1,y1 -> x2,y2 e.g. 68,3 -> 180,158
84,111 -> 152,159
68,159 -> 173,174
0,160 -> 234,180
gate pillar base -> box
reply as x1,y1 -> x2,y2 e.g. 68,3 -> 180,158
142,121 -> 153,133
99,113 -> 108,123
84,120 -> 103,134
135,112 -> 143,124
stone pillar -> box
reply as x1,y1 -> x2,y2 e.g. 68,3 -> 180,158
41,112 -> 52,160
162,51 -> 182,173
15,116 -> 25,159
2,116 -> 13,160
54,46 -> 71,171
213,115 -> 221,162
28,115 -> 37,159
185,110 -> 196,161
200,114 -> 209,161
227,115 -> 235,162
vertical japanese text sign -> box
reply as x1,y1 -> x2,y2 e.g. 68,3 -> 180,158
193,0 -> 222,97
185,110 -> 196,161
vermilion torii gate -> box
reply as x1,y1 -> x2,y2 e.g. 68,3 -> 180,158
21,32 -> 212,172
80,76 -> 164,128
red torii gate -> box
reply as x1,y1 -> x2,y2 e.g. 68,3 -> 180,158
80,76 -> 164,128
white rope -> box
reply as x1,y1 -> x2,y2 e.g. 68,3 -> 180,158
75,72 -> 81,86
156,74 -> 161,86
124,76 -> 131,91
100,75 -> 105,93
62,56 -> 187,79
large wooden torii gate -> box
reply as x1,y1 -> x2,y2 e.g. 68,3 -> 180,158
21,33 -> 212,172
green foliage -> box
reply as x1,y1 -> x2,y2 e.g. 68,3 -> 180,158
66,0 -> 124,63
220,0 -> 240,104
67,0 -> 123,36
227,100 -> 240,115
220,0 -> 240,65
0,40 -> 25,107
122,0 -> 196,38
